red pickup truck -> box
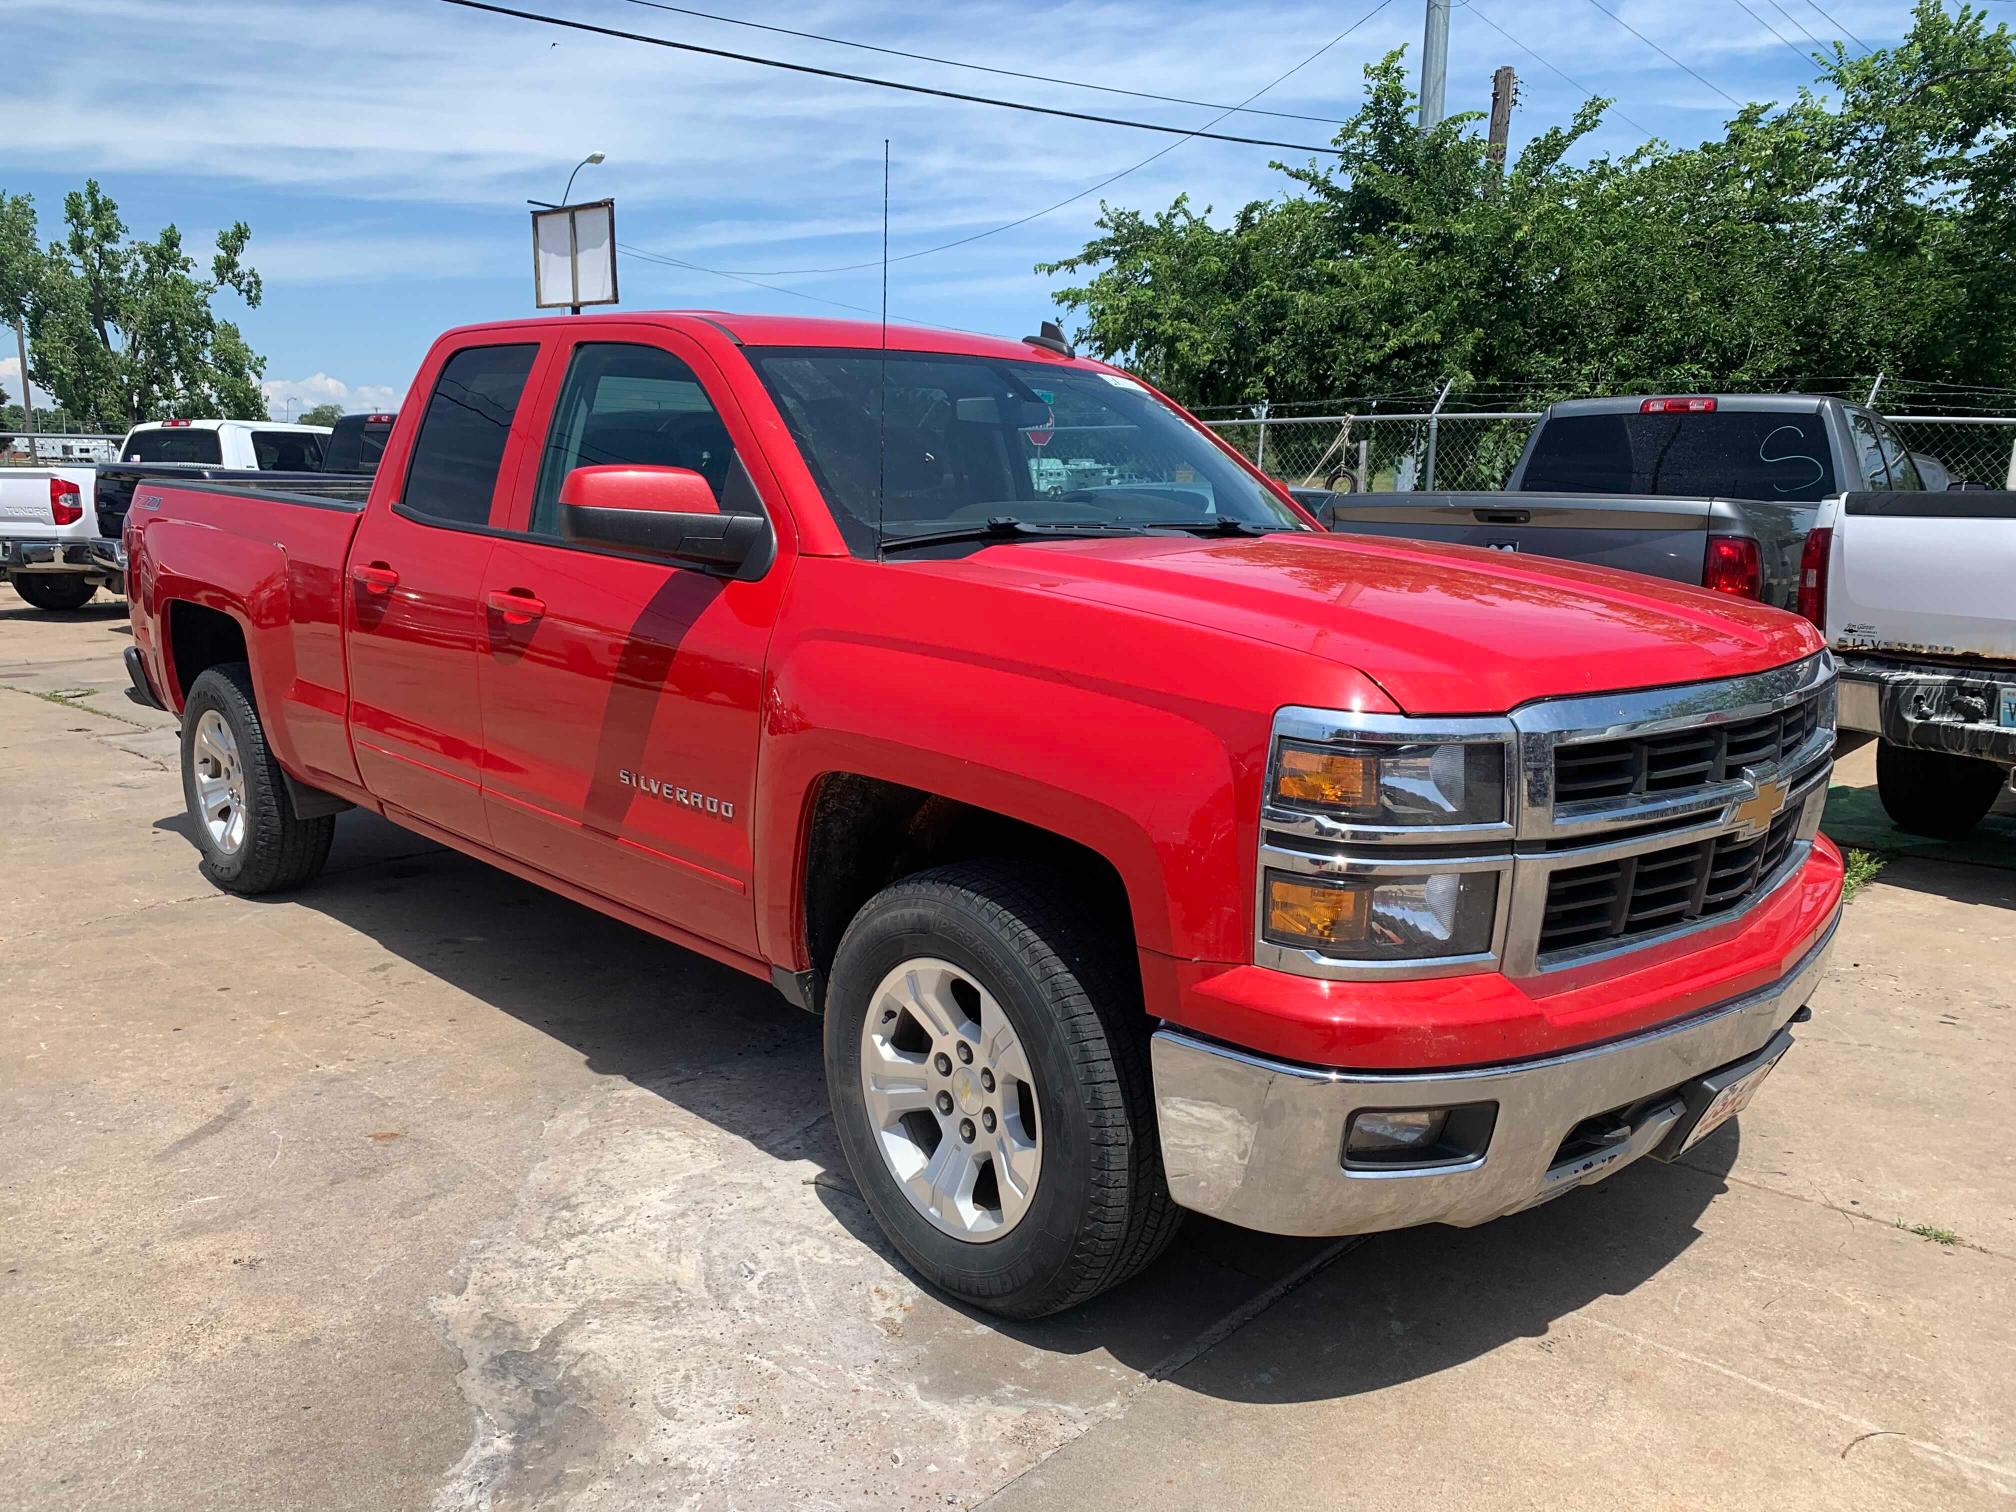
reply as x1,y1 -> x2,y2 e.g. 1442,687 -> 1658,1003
123,312 -> 1844,1317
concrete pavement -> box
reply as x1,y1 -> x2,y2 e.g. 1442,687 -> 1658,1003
2,584 -> 2011,1510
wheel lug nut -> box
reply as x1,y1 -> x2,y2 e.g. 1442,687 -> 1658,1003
980,1069 -> 995,1092
982,1109 -> 996,1133
936,1091 -> 954,1115
959,1119 -> 976,1144
934,1052 -> 952,1075
956,1042 -> 973,1064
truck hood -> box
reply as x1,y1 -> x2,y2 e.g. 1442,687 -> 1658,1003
943,531 -> 1823,715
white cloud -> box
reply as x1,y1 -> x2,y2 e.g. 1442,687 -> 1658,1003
261,372 -> 404,419
0,356 -> 55,412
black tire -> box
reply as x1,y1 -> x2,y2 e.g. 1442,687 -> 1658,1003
180,663 -> 335,893
1876,740 -> 2008,839
12,574 -> 97,611
825,861 -> 1182,1319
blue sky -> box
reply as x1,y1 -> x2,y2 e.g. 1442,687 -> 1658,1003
5,0 -> 1922,418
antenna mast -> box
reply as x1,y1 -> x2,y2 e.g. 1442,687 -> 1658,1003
876,138 -> 890,561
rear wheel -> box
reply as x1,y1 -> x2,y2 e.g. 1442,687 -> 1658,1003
11,575 -> 97,611
180,663 -> 335,893
824,861 -> 1181,1318
1876,740 -> 2008,838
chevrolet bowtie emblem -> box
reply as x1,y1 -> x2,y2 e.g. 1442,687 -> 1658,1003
1731,777 -> 1789,838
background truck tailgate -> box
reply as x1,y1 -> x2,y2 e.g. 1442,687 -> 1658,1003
1324,492 -> 1712,586
1830,492 -> 2016,660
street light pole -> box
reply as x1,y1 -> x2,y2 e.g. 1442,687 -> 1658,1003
562,151 -> 605,207
1420,0 -> 1450,128
13,319 -> 35,466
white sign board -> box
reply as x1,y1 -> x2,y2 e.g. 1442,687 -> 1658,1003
532,199 -> 618,310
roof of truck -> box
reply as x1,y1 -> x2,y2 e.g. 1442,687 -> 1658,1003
443,310 -> 1092,366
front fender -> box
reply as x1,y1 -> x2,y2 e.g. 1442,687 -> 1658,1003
758,637 -> 1265,969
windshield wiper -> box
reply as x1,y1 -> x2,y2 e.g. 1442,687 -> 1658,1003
1139,517 -> 1277,537
879,516 -> 1154,554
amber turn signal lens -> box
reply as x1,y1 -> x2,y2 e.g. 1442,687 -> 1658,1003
1265,876 -> 1369,948
1274,744 -> 1375,811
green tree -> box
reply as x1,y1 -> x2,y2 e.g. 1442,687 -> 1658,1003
296,402 -> 345,427
20,180 -> 267,428
1041,1 -> 2016,408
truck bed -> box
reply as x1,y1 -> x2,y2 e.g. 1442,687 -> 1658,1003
125,476 -> 368,795
96,462 -> 370,541
1319,489 -> 1814,608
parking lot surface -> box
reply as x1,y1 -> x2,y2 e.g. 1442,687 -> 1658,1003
3,586 -> 2012,1510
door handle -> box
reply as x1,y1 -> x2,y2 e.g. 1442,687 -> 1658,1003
485,588 -> 546,627
351,561 -> 399,594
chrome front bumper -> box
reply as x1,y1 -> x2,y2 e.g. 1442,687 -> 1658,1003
1151,917 -> 1837,1237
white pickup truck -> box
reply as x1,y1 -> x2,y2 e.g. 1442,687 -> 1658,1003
0,464 -> 116,611
118,418 -> 331,470
1807,489 -> 2016,835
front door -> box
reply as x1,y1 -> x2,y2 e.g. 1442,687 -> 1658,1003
477,333 -> 788,956
346,341 -> 541,841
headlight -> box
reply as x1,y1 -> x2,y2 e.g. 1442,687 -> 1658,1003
1263,870 -> 1499,960
1272,739 -> 1504,826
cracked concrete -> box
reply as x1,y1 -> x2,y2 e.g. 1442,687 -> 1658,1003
2,585 -> 2011,1510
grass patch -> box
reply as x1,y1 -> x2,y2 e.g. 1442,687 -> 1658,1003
1842,848 -> 1886,901
1897,1221 -> 1961,1247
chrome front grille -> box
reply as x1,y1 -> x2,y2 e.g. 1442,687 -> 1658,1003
1538,808 -> 1802,955
1553,694 -> 1825,806
1258,653 -> 1837,982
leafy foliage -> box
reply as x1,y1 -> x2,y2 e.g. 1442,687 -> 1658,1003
0,180 -> 268,428
1041,2 -> 2016,409
297,402 -> 345,428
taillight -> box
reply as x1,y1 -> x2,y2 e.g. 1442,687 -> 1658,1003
1641,396 -> 1717,414
163,418 -> 192,427
1797,526 -> 1831,628
1703,534 -> 1762,598
49,477 -> 83,525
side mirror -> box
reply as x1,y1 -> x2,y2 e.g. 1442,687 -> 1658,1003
558,465 -> 769,574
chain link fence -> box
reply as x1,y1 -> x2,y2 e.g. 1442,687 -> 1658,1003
2,433 -> 123,466
1206,411 -> 2016,492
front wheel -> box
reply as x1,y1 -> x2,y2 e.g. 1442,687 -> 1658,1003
180,663 -> 335,893
11,574 -> 97,611
824,861 -> 1181,1318
1876,740 -> 2008,838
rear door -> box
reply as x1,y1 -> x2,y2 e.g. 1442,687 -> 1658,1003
345,340 -> 546,841
474,328 -> 788,955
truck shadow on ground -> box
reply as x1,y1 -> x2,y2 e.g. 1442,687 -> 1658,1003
156,806 -> 1737,1404
0,596 -> 129,627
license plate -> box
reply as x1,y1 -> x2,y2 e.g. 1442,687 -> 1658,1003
1680,1051 -> 1784,1154
2000,687 -> 2016,729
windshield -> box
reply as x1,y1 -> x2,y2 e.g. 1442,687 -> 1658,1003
124,427 -> 222,465
750,347 -> 1305,555
1520,411 -> 1838,500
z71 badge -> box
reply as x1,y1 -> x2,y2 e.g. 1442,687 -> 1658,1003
619,768 -> 735,820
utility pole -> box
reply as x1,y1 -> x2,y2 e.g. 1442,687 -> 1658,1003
12,320 -> 33,465
1419,0 -> 1450,128
1487,66 -> 1517,176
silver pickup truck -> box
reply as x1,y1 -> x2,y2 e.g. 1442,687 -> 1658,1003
1304,395 -> 1948,610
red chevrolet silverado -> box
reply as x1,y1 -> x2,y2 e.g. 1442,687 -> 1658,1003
122,312 -> 1844,1317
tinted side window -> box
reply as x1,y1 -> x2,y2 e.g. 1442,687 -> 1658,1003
252,430 -> 326,470
1873,421 -> 1922,490
529,343 -> 741,538
403,344 -> 538,525
1848,414 -> 1890,490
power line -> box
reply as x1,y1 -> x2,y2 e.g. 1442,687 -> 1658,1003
620,0 -> 1349,126
1465,0 -> 1656,137
1796,0 -> 1872,53
1758,0 -> 1830,52
615,242 -> 881,316
435,0 -> 1341,154
617,0 -> 1401,280
1580,0 -> 1745,109
1725,0 -> 1823,68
